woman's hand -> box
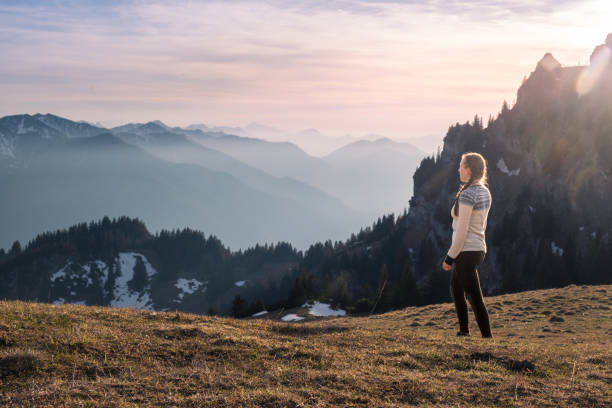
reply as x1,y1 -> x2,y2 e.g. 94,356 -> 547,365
442,261 -> 452,271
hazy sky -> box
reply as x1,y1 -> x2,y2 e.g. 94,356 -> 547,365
1,0 -> 609,139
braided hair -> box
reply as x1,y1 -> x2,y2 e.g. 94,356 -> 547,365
452,152 -> 489,216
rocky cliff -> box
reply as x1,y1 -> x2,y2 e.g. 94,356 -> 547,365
404,35 -> 612,294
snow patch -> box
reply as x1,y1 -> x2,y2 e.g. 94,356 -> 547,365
17,118 -> 35,135
234,280 -> 248,287
302,301 -> 346,317
551,241 -> 564,256
51,260 -> 109,290
110,252 -> 157,309
252,310 -> 268,317
0,134 -> 15,158
497,158 -> 520,176
53,298 -> 66,305
50,263 -> 71,282
528,205 -> 535,213
174,278 -> 207,300
82,260 -> 108,287
281,313 -> 304,322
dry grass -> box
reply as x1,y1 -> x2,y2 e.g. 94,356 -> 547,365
0,284 -> 610,407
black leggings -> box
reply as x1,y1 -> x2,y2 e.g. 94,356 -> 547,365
450,250 -> 492,337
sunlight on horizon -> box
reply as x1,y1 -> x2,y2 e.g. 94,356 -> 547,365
577,46 -> 610,96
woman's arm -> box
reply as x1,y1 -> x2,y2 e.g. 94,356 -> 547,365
444,201 -> 474,265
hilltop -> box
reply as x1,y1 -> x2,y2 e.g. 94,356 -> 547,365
1,284 -> 610,407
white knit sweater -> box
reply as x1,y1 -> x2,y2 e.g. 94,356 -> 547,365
446,183 -> 492,263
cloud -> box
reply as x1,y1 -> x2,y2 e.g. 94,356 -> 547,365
262,0 -> 582,20
0,0 -> 607,136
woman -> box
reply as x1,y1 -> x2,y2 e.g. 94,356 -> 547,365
441,152 -> 493,338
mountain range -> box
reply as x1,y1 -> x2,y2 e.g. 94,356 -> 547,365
0,113 -> 426,251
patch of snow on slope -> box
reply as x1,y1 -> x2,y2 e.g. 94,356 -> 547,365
51,260 -> 109,288
50,260 -> 110,305
174,278 -> 207,300
551,241 -> 564,256
252,310 -> 268,317
497,158 -> 520,176
281,313 -> 304,322
50,263 -> 71,282
0,133 -> 15,158
234,280 -> 247,287
302,301 -> 346,317
82,260 -> 108,287
111,252 -> 157,309
17,118 -> 35,134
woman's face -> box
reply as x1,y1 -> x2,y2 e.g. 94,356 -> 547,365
459,158 -> 471,183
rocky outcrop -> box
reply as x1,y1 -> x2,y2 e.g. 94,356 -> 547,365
402,34 -> 612,294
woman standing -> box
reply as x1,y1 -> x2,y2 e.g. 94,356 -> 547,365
441,152 -> 493,338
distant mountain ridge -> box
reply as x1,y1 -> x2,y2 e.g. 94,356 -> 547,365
323,137 -> 423,163
0,115 -> 366,252
108,121 -> 361,229
185,121 -> 430,158
108,118 -> 427,217
0,111 -> 428,252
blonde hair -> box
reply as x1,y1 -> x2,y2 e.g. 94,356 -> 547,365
453,152 -> 489,216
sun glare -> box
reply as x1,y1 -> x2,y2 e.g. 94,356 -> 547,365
576,43 -> 610,96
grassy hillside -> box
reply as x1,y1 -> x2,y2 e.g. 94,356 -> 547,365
1,284 -> 610,407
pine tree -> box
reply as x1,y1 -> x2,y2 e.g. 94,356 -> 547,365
395,261 -> 418,307
487,114 -> 494,128
287,270 -> 316,307
370,264 -> 389,313
9,240 -> 21,256
498,249 -> 512,293
330,274 -> 349,308
533,239 -> 554,289
231,295 -> 246,318
562,234 -> 579,283
128,256 -> 148,292
501,100 -> 510,115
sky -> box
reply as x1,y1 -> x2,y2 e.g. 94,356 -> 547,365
0,0 -> 610,140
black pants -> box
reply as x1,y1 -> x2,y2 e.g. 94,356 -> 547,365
450,250 -> 492,337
